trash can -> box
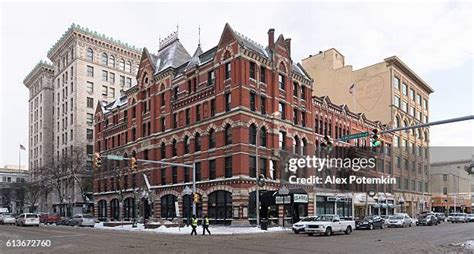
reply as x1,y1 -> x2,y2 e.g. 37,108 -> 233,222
260,219 -> 268,230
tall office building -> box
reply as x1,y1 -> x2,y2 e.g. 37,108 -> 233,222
24,24 -> 140,214
302,49 -> 434,216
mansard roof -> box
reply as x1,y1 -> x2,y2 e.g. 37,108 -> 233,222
149,39 -> 191,75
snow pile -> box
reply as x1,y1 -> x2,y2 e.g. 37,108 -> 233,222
93,222 -> 291,235
464,240 -> 474,250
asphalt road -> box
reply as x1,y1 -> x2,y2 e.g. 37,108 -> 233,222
0,222 -> 473,254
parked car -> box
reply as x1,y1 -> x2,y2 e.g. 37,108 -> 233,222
69,214 -> 95,227
386,214 -> 412,228
16,213 -> 40,227
417,214 -> 438,226
447,215 -> 452,222
39,213 -> 60,224
56,217 -> 72,226
380,215 -> 391,224
435,213 -> 446,222
292,217 -> 317,234
1,214 -> 16,225
304,214 -> 355,236
356,215 -> 385,230
450,213 -> 468,223
467,214 -> 474,222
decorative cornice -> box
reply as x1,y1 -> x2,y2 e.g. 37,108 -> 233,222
23,60 -> 54,87
47,23 -> 141,58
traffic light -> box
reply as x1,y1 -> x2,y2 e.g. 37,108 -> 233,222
93,152 -> 101,170
257,174 -> 265,187
131,156 -> 138,171
320,135 -> 333,153
371,129 -> 381,147
193,193 -> 200,203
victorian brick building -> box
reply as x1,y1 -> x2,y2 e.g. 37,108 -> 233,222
93,24 -> 393,225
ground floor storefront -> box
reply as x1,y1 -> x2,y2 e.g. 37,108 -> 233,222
393,192 -> 432,218
431,196 -> 472,214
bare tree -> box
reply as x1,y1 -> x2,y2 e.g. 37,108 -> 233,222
67,148 -> 93,205
23,181 -> 44,212
39,160 -> 73,213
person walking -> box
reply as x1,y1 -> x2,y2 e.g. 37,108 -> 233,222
190,215 -> 198,235
202,214 -> 211,235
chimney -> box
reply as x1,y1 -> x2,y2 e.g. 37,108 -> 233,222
268,28 -> 275,49
285,38 -> 291,58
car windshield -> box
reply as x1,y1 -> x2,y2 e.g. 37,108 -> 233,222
315,215 -> 334,221
4,214 -> 14,218
26,214 -> 37,218
391,215 -> 403,219
83,215 -> 94,219
363,216 -> 374,221
301,217 -> 315,222
451,213 -> 462,216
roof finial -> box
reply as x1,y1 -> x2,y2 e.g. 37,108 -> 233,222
198,25 -> 201,47
176,22 -> 179,35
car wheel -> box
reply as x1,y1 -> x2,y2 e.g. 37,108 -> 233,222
308,233 -> 314,236
409,223 -> 412,227
345,226 -> 352,235
294,231 -> 299,234
325,227 -> 332,236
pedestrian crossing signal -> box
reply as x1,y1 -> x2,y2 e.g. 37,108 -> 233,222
131,156 -> 138,171
193,193 -> 200,203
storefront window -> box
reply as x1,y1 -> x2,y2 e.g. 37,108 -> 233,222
110,199 -> 119,221
123,197 -> 135,221
183,194 -> 202,223
208,191 -> 232,225
161,195 -> 177,220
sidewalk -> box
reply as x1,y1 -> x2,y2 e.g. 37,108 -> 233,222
93,222 -> 291,235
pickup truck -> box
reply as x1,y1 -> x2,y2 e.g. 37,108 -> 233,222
304,214 -> 355,236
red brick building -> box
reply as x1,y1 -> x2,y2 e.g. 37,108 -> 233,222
93,24 -> 393,225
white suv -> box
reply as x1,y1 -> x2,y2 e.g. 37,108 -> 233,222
16,213 -> 40,227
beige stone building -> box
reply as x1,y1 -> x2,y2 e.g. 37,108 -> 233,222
23,61 -> 55,180
430,160 -> 472,213
302,49 -> 434,217
24,24 -> 141,215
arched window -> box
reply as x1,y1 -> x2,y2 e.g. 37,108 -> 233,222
110,199 -> 119,221
184,136 -> 190,154
183,194 -> 203,224
98,200 -> 107,220
126,61 -> 132,73
294,136 -> 301,155
225,124 -> 232,145
395,116 -> 401,128
302,138 -> 308,155
172,139 -> 177,156
208,191 -> 232,225
260,127 -> 267,147
249,124 -> 257,145
109,55 -> 115,67
123,197 -> 135,221
418,129 -> 422,140
208,129 -> 216,149
404,120 -> 409,133
160,142 -> 166,159
86,48 -> 94,61
101,53 -> 108,65
119,59 -> 125,71
194,133 -> 201,151
161,194 -> 177,220
424,131 -> 429,142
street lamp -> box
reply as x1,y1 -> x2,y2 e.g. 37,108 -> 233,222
255,111 -> 279,226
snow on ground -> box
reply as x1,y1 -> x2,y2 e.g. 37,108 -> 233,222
93,222 -> 291,235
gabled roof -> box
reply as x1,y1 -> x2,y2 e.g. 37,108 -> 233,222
233,29 -> 271,59
185,45 -> 203,71
150,39 -> 191,75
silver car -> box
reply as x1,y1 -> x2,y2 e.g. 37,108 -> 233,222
450,213 -> 468,223
1,214 -> 16,225
387,214 -> 412,228
16,213 -> 40,227
70,214 -> 95,227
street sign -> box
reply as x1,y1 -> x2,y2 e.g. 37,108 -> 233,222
278,186 -> 290,195
275,195 -> 291,204
106,155 -> 124,161
339,131 -> 369,142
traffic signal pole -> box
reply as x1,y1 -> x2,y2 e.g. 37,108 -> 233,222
337,115 -> 474,143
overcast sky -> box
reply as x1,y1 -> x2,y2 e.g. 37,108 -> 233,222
0,1 -> 473,168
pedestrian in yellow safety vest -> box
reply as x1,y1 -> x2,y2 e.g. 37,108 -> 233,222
202,214 -> 211,235
190,215 -> 198,235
